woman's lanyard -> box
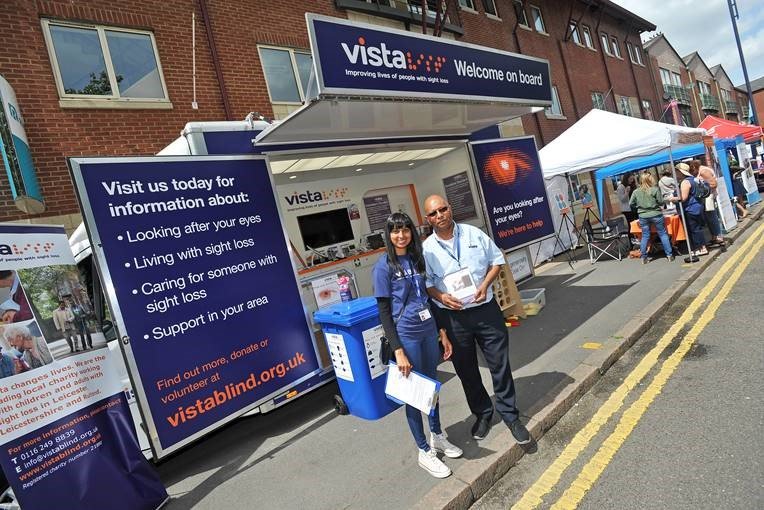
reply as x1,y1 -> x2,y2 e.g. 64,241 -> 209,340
401,258 -> 422,302
435,223 -> 461,267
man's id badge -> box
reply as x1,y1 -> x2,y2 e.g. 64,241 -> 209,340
418,308 -> 432,321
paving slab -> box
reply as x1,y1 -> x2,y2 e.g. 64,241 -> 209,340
156,204 -> 761,509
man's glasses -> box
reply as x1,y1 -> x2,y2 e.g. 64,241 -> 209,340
425,206 -> 449,218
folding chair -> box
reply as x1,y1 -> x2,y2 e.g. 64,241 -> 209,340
582,218 -> 628,263
606,214 -> 639,251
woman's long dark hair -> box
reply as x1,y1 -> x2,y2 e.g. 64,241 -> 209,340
383,212 -> 426,276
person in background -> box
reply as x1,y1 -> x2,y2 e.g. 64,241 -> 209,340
730,166 -> 749,219
53,300 -> 79,353
372,212 -> 461,479
690,159 -> 724,245
617,174 -> 637,222
676,163 -> 708,256
658,169 -> 678,210
630,172 -> 678,264
71,301 -> 93,349
422,195 -> 531,446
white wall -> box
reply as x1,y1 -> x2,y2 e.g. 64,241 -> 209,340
274,144 -> 488,264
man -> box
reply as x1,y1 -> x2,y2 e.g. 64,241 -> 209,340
421,195 -> 530,444
52,300 -> 79,353
690,159 -> 724,245
0,271 -> 32,323
71,301 -> 93,349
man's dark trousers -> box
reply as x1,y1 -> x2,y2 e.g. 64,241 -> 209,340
437,299 -> 519,423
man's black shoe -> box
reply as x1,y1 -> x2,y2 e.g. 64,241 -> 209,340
471,412 -> 493,440
508,419 -> 531,445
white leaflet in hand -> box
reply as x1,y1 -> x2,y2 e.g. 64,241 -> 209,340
443,267 -> 476,304
384,363 -> 439,415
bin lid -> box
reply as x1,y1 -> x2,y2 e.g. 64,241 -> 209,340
313,297 -> 379,327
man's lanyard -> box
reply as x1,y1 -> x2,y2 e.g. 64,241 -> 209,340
435,223 -> 461,266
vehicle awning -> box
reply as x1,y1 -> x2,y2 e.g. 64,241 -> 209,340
256,14 -> 551,146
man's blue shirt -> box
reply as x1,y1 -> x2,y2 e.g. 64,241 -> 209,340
422,223 -> 504,309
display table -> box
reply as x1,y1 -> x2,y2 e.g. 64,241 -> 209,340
630,215 -> 685,246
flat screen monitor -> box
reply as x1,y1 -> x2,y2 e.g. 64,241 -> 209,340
297,208 -> 354,250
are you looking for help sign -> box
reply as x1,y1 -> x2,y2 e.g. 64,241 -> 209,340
471,137 -> 556,251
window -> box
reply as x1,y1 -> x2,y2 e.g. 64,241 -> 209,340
720,88 -> 732,101
513,1 -> 529,26
659,68 -> 671,86
697,81 -> 711,95
569,22 -> 581,45
616,94 -> 634,116
627,42 -> 643,65
259,46 -> 314,104
610,36 -> 621,58
660,68 -> 682,87
458,0 -> 476,10
530,5 -> 546,33
545,86 -> 563,118
482,0 -> 498,17
42,19 -> 168,105
642,100 -> 653,120
600,32 -> 612,55
581,25 -> 594,49
592,92 -> 606,110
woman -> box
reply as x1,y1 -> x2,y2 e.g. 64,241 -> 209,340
616,174 -> 636,222
372,212 -> 462,478
690,159 -> 724,245
676,162 -> 708,256
730,166 -> 749,219
629,172 -> 677,264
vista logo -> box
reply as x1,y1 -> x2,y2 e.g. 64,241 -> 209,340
284,187 -> 349,206
342,36 -> 446,73
0,242 -> 55,256
342,36 -> 407,69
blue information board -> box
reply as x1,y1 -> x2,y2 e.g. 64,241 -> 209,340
471,137 -> 556,251
69,156 -> 320,456
308,14 -> 551,104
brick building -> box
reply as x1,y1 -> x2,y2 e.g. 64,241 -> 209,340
0,0 -> 659,227
644,33 -> 754,128
737,76 -> 764,126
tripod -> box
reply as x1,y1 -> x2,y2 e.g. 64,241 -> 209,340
534,208 -> 577,269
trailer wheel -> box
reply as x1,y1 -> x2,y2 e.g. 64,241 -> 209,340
333,394 -> 348,415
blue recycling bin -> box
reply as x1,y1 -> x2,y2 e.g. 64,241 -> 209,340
313,297 -> 400,420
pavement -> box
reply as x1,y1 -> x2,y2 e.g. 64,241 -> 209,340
156,204 -> 763,510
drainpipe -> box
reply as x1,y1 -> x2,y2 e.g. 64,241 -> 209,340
558,41 -> 580,119
687,68 -> 703,123
713,79 -> 727,120
199,0 -> 233,120
594,8 -> 615,112
645,50 -> 664,121
511,2 -> 545,145
623,25 -> 646,118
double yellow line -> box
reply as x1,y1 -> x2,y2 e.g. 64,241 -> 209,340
514,222 -> 764,510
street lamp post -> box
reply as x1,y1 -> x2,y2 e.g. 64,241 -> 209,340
727,0 -> 758,125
